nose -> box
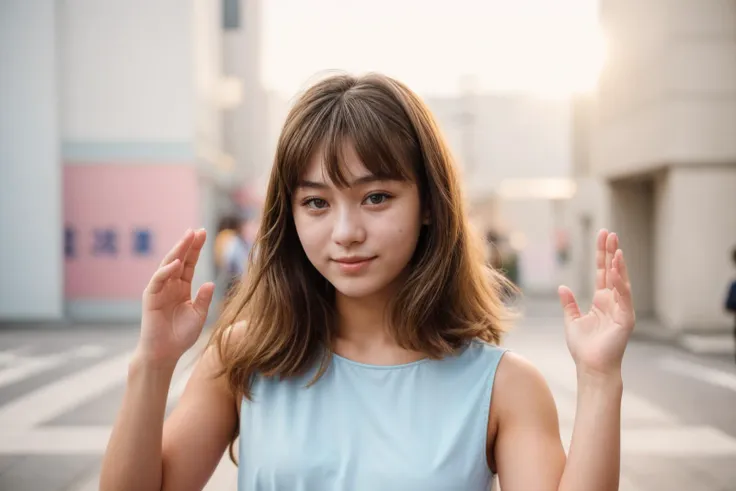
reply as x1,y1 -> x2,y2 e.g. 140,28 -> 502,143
331,206 -> 366,247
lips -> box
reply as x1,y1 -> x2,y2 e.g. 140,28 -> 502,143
332,256 -> 377,273
333,256 -> 376,264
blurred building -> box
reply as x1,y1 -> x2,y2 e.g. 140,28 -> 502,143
565,1 -> 736,354
0,0 -> 264,323
426,91 -> 573,295
223,0 -> 269,199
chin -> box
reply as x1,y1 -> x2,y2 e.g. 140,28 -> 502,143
328,276 -> 392,300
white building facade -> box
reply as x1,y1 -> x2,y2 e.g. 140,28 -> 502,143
565,0 -> 736,354
0,0 -> 263,323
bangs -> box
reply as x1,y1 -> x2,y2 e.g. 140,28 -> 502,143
283,91 -> 420,193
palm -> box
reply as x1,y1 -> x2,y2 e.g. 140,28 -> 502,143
139,229 -> 215,364
146,278 -> 201,348
559,230 -> 636,376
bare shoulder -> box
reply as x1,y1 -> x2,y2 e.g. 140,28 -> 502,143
491,351 -> 559,423
167,319 -> 249,419
218,319 -> 248,344
487,351 -> 562,469
193,324 -> 238,373
496,351 -> 552,398
206,319 -> 249,410
483,351 -> 567,488
205,319 -> 248,365
227,319 -> 249,336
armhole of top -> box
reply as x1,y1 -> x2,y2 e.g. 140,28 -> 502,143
483,346 -> 510,474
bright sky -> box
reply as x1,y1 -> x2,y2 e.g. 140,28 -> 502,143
261,0 -> 605,99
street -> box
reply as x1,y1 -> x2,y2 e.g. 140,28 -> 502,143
1,299 -> 735,491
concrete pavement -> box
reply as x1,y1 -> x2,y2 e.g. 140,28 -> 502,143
0,301 -> 735,490
509,299 -> 736,491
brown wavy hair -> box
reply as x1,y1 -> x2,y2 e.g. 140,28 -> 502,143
208,72 -> 516,458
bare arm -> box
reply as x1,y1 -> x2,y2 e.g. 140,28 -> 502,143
554,230 -> 633,491
492,355 -> 622,491
493,229 -> 634,491
100,228 -> 236,491
492,353 -> 566,491
99,354 -> 176,491
160,345 -> 238,491
100,346 -> 237,491
558,373 -> 622,491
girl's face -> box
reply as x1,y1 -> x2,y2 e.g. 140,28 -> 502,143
292,143 -> 425,300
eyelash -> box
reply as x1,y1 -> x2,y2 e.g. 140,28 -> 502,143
301,193 -> 392,210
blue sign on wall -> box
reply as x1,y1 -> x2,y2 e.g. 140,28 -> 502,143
92,228 -> 118,256
64,226 -> 77,258
65,226 -> 157,259
132,228 -> 153,256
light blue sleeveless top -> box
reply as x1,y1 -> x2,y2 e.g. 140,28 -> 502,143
238,339 -> 507,491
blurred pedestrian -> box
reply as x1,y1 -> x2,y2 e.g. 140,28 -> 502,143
214,214 -> 251,297
725,247 -> 736,363
100,73 -> 636,491
213,215 -> 239,271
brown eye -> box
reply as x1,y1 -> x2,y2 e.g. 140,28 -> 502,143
304,198 -> 328,209
364,193 -> 390,205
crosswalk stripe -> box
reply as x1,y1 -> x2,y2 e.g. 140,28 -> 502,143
558,425 -> 736,455
0,346 -> 106,388
0,351 -> 134,431
0,356 -> 69,388
0,332 -> 208,431
0,347 -> 29,365
659,356 -> 736,393
0,426 -> 112,454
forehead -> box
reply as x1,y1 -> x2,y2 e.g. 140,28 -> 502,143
302,142 -> 372,184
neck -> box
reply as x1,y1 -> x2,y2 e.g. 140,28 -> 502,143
335,291 -> 392,348
333,278 -> 426,365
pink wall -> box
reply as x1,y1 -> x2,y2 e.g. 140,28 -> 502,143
64,165 -> 200,299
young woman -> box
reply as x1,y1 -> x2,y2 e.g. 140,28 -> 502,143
100,73 -> 635,491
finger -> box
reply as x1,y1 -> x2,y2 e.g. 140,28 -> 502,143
558,285 -> 582,324
595,229 -> 608,290
192,282 -> 215,318
614,249 -> 630,286
611,265 -> 634,313
159,229 -> 195,268
605,232 -> 618,290
181,229 -> 207,283
146,259 -> 181,295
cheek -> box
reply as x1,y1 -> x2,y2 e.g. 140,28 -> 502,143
374,208 -> 422,250
294,213 -> 327,256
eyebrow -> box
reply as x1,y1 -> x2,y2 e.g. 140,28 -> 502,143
296,175 -> 387,189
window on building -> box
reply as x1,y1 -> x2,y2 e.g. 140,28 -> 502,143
223,0 -> 241,30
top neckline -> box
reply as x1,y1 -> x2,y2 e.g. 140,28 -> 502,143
329,340 -> 480,370
330,352 -> 431,370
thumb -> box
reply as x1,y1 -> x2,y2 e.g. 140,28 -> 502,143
193,282 -> 215,318
558,285 -> 581,325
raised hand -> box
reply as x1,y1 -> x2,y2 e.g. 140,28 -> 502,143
137,229 -> 215,366
558,229 -> 636,378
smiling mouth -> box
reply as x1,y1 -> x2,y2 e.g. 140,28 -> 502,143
332,256 -> 377,272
